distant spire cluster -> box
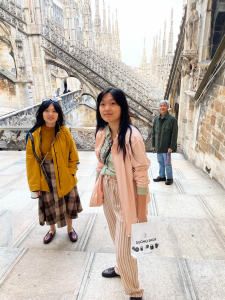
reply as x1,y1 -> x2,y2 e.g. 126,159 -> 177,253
63,0 -> 121,60
140,8 -> 174,92
52,0 -> 121,60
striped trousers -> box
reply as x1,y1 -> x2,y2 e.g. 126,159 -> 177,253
103,175 -> 144,298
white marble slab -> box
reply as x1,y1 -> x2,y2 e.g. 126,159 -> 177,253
186,259 -> 225,300
0,249 -> 88,300
0,210 -> 37,247
153,193 -> 210,218
0,189 -> 35,211
19,213 -> 91,251
82,253 -> 188,300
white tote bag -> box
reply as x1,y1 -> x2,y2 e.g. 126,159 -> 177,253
131,220 -> 159,258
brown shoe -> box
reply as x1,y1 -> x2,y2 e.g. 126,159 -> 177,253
43,230 -> 56,244
165,179 -> 173,185
153,176 -> 166,182
68,228 -> 78,242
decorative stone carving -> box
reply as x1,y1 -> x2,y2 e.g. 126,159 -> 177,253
185,3 -> 199,52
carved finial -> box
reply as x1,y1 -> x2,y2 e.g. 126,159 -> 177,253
162,20 -> 166,57
167,7 -> 173,55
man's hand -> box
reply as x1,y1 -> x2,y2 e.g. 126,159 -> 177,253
168,148 -> 173,153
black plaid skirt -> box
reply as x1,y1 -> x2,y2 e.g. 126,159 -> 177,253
39,159 -> 83,228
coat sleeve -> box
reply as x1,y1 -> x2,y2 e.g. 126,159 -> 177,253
67,131 -> 79,176
151,118 -> 156,148
170,118 -> 178,151
130,135 -> 150,188
26,137 -> 41,192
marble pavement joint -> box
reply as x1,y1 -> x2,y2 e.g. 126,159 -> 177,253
177,257 -> 197,300
3,173 -> 26,189
0,210 -> 6,217
76,213 -> 97,252
150,193 -> 158,216
0,248 -> 27,286
149,167 -> 154,179
174,178 -> 185,194
0,189 -> 13,200
175,168 -> 186,179
197,195 -> 214,218
12,218 -> 39,248
74,251 -> 95,300
24,198 -> 38,211
206,218 -> 225,250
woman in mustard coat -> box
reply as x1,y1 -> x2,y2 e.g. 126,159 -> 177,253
26,99 -> 82,244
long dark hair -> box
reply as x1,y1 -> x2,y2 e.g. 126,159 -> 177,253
33,100 -> 65,131
96,87 -> 133,161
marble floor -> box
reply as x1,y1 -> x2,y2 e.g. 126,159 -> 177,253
0,151 -> 225,300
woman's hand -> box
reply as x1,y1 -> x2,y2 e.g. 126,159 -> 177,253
137,194 -> 147,223
35,191 -> 41,196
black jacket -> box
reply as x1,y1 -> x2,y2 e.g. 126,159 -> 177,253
151,112 -> 178,153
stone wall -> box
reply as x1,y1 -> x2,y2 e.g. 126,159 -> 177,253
194,65 -> 225,188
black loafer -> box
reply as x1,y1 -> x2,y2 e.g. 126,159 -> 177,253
102,267 -> 120,278
130,297 -> 142,300
153,176 -> 166,182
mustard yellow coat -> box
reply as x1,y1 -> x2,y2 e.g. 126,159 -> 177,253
26,125 -> 79,198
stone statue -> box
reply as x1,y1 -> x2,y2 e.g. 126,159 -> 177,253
185,3 -> 199,51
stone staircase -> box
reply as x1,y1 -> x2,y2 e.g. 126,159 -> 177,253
0,151 -> 225,299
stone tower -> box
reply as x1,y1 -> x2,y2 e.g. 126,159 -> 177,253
168,8 -> 174,56
94,0 -> 101,52
141,38 -> 147,77
114,9 -> 121,60
102,0 -> 108,55
162,21 -> 166,58
108,6 -> 112,55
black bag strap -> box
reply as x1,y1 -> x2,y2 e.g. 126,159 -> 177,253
28,132 -> 51,190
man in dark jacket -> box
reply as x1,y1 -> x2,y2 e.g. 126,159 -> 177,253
152,100 -> 178,185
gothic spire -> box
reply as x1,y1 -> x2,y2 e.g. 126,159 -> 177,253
94,0 -> 101,51
167,8 -> 173,55
162,20 -> 166,58
102,0 -> 108,55
141,37 -> 147,77
158,29 -> 161,58
112,13 -> 115,56
155,33 -> 158,58
115,9 -> 121,60
108,6 -> 112,55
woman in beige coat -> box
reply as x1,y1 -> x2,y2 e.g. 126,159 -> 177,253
92,88 -> 150,300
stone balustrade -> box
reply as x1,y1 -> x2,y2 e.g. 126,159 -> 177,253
0,126 -> 95,151
0,90 -> 82,127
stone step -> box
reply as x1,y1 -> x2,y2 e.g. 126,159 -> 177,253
86,214 -> 225,260
0,248 -> 89,300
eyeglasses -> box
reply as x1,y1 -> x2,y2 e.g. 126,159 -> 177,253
43,99 -> 58,102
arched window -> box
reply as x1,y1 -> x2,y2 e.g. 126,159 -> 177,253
211,10 -> 225,58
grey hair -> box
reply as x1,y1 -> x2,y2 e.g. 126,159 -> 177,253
158,100 -> 170,108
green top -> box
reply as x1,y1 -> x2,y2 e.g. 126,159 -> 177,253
96,125 -> 148,196
152,112 -> 178,153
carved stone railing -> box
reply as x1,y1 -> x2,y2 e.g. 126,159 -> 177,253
0,0 -> 26,31
70,127 -> 95,150
0,126 -> 96,151
41,31 -> 162,121
0,90 -> 82,127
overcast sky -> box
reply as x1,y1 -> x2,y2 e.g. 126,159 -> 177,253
91,0 -> 184,67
